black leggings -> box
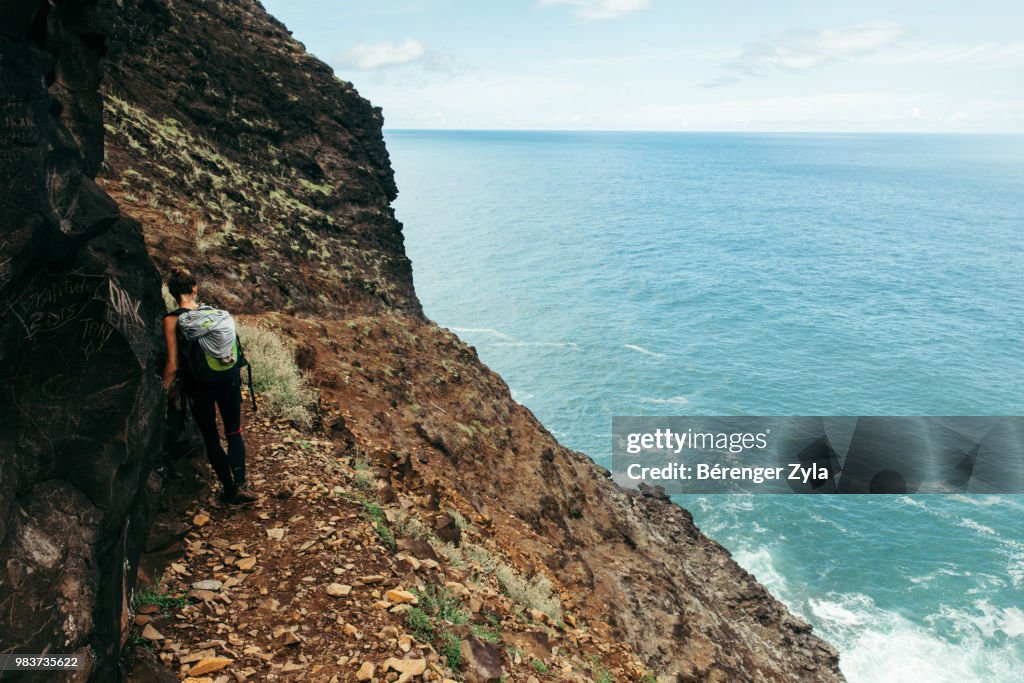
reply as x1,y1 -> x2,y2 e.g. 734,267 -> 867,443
189,380 -> 247,492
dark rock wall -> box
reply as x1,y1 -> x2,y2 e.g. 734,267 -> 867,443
0,1 -> 166,679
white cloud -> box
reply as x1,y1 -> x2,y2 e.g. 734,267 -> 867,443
705,21 -> 903,85
539,0 -> 649,22
334,39 -> 426,71
863,41 -> 1024,67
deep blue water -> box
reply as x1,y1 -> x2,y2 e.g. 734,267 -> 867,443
386,130 -> 1024,682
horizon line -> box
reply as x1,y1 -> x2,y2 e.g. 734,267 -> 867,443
383,127 -> 1024,136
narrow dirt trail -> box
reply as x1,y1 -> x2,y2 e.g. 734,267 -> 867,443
126,409 -> 643,682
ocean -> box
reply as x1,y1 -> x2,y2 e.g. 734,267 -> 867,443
385,130 -> 1024,682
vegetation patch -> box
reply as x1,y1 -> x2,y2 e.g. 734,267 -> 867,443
361,500 -> 396,551
403,583 -> 469,673
235,320 -> 316,427
494,564 -> 562,623
135,585 -> 189,616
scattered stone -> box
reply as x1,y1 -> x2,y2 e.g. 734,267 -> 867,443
189,589 -> 218,602
137,603 -> 162,615
326,583 -> 352,597
193,513 -> 211,527
180,650 -> 217,664
191,580 -> 223,592
355,661 -> 374,681
279,631 -> 301,647
396,554 -> 420,571
383,657 -> 426,683
527,607 -> 552,625
504,631 -> 551,661
187,656 -> 233,676
444,581 -> 469,598
141,624 -> 164,641
384,589 -> 417,605
460,637 -> 502,683
235,556 -> 257,571
266,528 -> 285,541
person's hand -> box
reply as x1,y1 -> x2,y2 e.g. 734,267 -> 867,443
165,378 -> 181,401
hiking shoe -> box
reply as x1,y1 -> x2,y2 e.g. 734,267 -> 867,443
229,485 -> 258,504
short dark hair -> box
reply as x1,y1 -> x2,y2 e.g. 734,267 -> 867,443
167,265 -> 197,300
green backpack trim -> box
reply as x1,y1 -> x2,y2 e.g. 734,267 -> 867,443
204,339 -> 241,371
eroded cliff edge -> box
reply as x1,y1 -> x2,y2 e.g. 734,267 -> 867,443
2,0 -> 844,680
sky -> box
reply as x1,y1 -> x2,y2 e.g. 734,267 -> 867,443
261,0 -> 1024,132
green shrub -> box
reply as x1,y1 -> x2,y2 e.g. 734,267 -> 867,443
415,584 -> 468,625
471,624 -> 501,644
447,508 -> 469,530
360,500 -> 396,551
495,565 -> 562,622
406,607 -> 434,641
438,631 -> 462,670
135,586 -> 188,616
235,321 -> 315,426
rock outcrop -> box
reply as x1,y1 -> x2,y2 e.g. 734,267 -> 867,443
97,0 -> 419,318
0,2 -> 165,679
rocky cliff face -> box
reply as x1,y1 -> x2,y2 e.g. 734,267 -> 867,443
0,1 -> 166,679
2,0 -> 844,680
97,0 -> 419,318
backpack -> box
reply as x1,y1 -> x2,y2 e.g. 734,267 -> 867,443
169,306 -> 257,411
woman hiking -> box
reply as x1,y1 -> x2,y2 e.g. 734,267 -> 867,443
163,266 -> 257,504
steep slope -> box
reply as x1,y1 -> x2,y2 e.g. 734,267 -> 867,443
96,0 -> 844,680
127,397 -> 657,681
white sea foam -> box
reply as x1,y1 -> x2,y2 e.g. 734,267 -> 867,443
1006,541 -> 1024,587
808,592 -> 1024,683
949,494 -> 1024,510
448,326 -> 513,340
810,596 -> 869,626
733,545 -> 789,595
624,343 -> 666,358
639,396 -> 690,406
932,600 -> 1024,640
809,512 -> 848,533
492,341 -> 580,349
729,548 -> 1024,683
509,388 -> 534,403
959,517 -> 997,536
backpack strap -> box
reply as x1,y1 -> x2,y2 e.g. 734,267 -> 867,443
246,362 -> 256,413
236,334 -> 257,413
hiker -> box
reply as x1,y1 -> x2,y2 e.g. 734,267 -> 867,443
163,266 -> 257,504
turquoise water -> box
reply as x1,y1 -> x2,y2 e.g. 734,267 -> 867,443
387,130 -> 1024,682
